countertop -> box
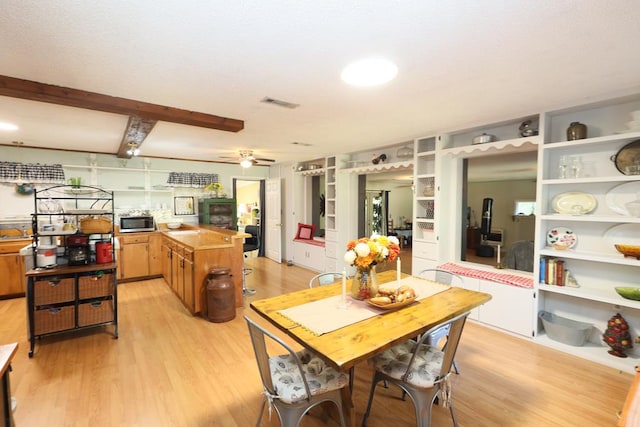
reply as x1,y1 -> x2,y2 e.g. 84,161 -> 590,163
160,225 -> 249,250
0,342 -> 18,377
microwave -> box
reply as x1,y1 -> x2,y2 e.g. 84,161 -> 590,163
119,216 -> 155,233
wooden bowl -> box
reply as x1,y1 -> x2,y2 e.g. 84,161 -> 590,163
614,244 -> 640,259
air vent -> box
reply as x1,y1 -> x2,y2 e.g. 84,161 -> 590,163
261,97 -> 300,109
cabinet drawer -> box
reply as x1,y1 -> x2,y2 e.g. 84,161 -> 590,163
34,277 -> 75,305
325,242 -> 337,258
78,273 -> 113,299
412,241 -> 438,260
120,234 -> 149,244
78,300 -> 114,327
34,306 -> 75,335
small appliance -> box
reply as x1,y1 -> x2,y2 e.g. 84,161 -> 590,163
67,235 -> 90,266
119,215 -> 155,233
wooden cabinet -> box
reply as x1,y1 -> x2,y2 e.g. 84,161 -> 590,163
118,232 -> 163,281
0,240 -> 28,298
26,263 -> 118,357
162,239 -> 196,313
160,227 -> 245,313
148,233 -> 162,276
160,237 -> 173,285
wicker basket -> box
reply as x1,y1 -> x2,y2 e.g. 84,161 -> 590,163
80,216 -> 112,234
34,306 -> 75,335
34,277 -> 75,305
79,273 -> 113,299
78,300 -> 114,327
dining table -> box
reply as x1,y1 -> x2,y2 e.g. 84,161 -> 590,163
249,269 -> 492,426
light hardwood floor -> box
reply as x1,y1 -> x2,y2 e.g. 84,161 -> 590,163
0,257 -> 633,426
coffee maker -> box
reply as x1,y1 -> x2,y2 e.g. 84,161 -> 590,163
67,235 -> 90,266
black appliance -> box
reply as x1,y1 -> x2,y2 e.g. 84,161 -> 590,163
67,235 -> 90,266
476,198 -> 495,257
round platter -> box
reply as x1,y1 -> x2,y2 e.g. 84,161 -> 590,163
605,181 -> 640,216
551,192 -> 597,215
366,295 -> 417,310
546,227 -> 577,249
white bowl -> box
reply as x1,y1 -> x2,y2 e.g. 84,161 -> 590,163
166,222 -> 181,229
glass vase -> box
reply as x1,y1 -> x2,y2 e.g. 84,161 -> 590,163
351,266 -> 378,300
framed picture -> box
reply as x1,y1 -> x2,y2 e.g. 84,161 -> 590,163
296,223 -> 316,240
174,196 -> 195,216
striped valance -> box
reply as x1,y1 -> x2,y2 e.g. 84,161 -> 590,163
0,161 -> 65,183
166,172 -> 218,187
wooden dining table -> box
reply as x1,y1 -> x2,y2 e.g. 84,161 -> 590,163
250,269 -> 492,426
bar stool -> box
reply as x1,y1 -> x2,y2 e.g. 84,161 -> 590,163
242,225 -> 259,296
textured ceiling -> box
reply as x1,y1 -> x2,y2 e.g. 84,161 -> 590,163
0,1 -> 639,165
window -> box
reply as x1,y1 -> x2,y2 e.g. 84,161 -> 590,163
514,200 -> 536,216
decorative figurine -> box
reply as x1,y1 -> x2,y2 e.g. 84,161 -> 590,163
603,313 -> 633,358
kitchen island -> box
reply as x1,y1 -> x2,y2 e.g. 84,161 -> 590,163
159,225 -> 249,314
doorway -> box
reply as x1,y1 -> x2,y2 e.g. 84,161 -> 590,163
233,178 -> 265,257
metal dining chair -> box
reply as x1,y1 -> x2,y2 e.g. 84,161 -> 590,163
308,271 -> 344,288
362,311 -> 471,427
244,315 -> 349,427
417,269 -> 465,375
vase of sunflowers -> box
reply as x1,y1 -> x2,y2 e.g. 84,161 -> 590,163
344,234 -> 401,300
205,182 -> 223,197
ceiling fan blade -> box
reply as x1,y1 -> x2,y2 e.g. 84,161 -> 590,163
254,157 -> 275,162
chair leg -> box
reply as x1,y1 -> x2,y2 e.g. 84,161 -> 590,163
362,374 -> 383,426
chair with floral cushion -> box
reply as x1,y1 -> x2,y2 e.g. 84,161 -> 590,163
362,311 -> 470,427
244,315 -> 349,427
418,269 -> 464,375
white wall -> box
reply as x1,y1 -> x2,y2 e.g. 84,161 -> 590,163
0,146 -> 268,218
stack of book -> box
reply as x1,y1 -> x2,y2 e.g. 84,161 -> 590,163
539,257 -> 569,286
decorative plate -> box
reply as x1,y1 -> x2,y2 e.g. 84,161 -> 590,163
551,192 -> 597,215
605,181 -> 640,216
366,295 -> 417,310
546,227 -> 577,249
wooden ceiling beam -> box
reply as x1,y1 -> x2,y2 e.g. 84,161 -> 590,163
0,75 -> 244,132
117,116 -> 157,158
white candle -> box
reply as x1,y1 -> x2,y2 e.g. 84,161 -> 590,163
497,245 -> 501,265
342,269 -> 347,301
397,257 -> 401,282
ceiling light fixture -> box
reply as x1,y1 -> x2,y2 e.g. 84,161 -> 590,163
341,58 -> 398,87
126,141 -> 140,156
240,158 -> 253,168
0,121 -> 18,131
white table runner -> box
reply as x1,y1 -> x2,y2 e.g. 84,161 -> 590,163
276,277 -> 450,336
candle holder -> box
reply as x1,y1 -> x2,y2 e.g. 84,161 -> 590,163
336,297 -> 352,310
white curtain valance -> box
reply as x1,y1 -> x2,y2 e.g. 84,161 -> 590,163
0,161 -> 65,183
166,172 -> 219,187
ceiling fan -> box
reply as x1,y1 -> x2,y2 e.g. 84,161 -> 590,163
220,150 -> 276,168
